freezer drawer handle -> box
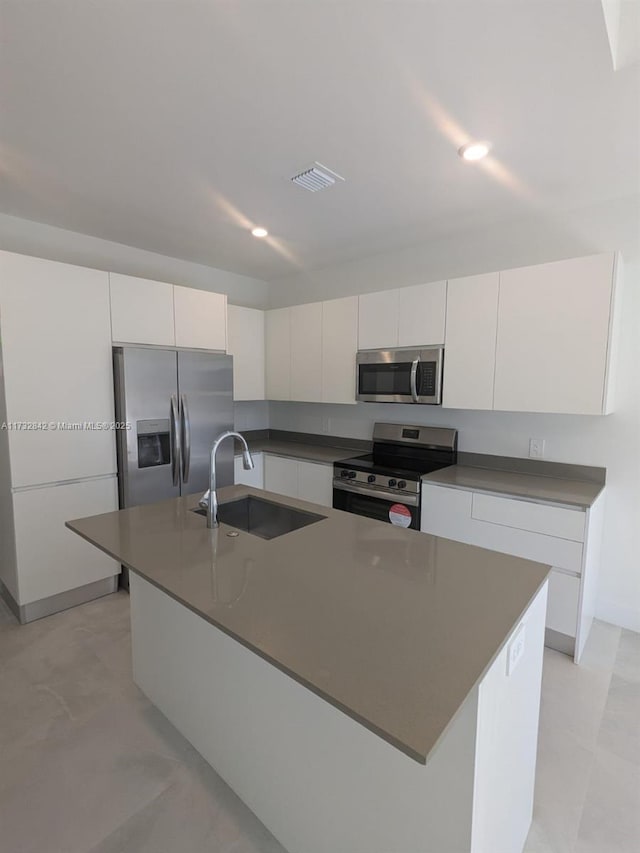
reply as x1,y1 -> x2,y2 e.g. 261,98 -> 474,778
180,393 -> 192,483
170,395 -> 181,486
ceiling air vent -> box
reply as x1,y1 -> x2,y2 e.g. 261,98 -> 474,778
290,162 -> 345,192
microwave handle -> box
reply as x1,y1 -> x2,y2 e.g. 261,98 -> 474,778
410,358 -> 420,403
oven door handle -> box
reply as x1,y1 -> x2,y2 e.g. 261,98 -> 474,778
410,357 -> 420,403
333,480 -> 420,507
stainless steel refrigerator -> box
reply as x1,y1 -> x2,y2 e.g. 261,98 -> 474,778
113,344 -> 234,513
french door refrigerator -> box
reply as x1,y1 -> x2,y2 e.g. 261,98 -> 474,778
113,346 -> 233,548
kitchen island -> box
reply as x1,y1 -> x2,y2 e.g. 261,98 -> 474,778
68,485 -> 550,853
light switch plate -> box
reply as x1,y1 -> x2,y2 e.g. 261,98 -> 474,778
506,623 -> 526,677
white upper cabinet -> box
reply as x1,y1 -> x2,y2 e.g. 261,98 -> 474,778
290,303 -> 323,402
322,296 -> 358,403
358,289 -> 399,350
443,273 -> 499,410
265,298 -> 358,404
109,273 -> 175,346
0,251 -> 116,486
227,305 -> 265,400
358,282 -> 447,350
265,308 -> 291,400
173,285 -> 227,351
110,274 -> 227,352
397,281 -> 447,347
493,253 -> 618,415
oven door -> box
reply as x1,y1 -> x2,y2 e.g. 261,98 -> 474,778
332,481 -> 420,530
356,348 -> 443,404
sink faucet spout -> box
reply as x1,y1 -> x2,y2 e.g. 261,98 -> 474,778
200,431 -> 254,529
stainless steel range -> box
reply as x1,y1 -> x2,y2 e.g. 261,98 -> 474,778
332,423 -> 458,530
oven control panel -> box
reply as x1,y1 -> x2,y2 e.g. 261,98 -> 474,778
334,468 -> 418,495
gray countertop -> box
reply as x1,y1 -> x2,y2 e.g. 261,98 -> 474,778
67,485 -> 549,764
422,465 -> 604,508
237,438 -> 360,465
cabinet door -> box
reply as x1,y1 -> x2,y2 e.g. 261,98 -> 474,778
358,290 -> 399,350
234,452 -> 264,488
397,281 -> 447,347
297,461 -> 333,507
443,273 -> 499,410
109,273 -> 175,346
0,251 -> 116,487
265,308 -> 291,400
322,296 -> 358,404
227,305 -> 265,401
12,476 -> 119,604
546,570 -> 579,638
173,285 -> 227,351
493,254 -> 615,414
290,303 -> 323,402
264,455 -> 298,499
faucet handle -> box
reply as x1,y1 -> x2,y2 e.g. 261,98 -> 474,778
199,489 -> 210,509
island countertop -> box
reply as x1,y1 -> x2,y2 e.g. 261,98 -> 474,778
67,485 -> 549,764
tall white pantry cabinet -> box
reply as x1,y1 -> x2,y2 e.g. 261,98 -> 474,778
0,251 -> 119,622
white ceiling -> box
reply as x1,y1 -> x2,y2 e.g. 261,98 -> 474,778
1,0 -> 638,281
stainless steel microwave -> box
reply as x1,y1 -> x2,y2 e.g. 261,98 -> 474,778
356,347 -> 444,404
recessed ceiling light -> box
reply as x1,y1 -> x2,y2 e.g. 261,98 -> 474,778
458,141 -> 491,161
251,227 -> 268,238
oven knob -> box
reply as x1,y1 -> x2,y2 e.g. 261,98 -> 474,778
348,471 -> 357,479
340,470 -> 350,478
397,480 -> 407,490
388,479 -> 397,488
367,475 -> 376,483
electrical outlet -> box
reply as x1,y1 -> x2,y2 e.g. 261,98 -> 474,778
506,623 -> 526,676
529,438 -> 545,459
322,417 -> 331,434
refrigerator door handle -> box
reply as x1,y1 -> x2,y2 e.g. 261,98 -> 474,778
180,393 -> 192,483
170,394 -> 181,486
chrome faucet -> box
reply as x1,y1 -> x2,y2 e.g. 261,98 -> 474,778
200,430 -> 254,528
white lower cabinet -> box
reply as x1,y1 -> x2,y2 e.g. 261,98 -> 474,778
264,455 -> 333,507
12,477 -> 119,604
297,460 -> 333,507
546,571 -> 580,638
264,455 -> 299,500
421,482 -> 602,662
234,452 -> 264,488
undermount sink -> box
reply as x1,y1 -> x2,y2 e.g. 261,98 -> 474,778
192,495 -> 326,540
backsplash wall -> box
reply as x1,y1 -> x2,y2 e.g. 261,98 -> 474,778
234,401 -> 270,432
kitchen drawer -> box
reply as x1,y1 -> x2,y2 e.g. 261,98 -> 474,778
546,570 -> 580,638
468,519 -> 584,575
421,483 -> 583,574
471,493 -> 585,542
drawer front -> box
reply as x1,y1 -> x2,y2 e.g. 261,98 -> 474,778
422,484 -> 583,574
472,493 -> 585,542
466,519 -> 584,575
547,570 -> 580,637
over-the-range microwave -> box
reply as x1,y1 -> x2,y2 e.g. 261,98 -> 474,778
356,347 -> 444,404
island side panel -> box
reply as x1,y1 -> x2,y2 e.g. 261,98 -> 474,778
129,573 -> 477,853
471,581 -> 548,853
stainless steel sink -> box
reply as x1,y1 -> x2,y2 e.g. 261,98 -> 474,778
192,496 -> 326,540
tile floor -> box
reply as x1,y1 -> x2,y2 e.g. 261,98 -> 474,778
0,591 -> 638,853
